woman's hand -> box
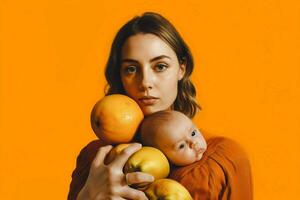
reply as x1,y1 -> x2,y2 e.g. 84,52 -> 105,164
77,143 -> 154,200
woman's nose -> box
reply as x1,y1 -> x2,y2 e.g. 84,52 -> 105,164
139,67 -> 154,91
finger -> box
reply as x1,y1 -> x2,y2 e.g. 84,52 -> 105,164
121,186 -> 148,200
111,143 -> 142,169
126,172 -> 154,185
110,197 -> 127,200
131,184 -> 150,191
92,145 -> 113,168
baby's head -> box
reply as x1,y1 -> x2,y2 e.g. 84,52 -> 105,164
140,110 -> 207,166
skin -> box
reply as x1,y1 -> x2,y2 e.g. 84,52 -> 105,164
120,33 -> 186,115
77,33 -> 186,200
142,112 -> 207,166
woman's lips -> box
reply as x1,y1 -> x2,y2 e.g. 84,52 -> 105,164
138,97 -> 158,105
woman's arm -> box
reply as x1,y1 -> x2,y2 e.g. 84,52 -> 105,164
68,141 -> 153,200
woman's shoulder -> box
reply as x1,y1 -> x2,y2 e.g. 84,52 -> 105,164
81,139 -> 105,151
206,136 -> 245,151
205,136 -> 250,162
75,139 -> 107,166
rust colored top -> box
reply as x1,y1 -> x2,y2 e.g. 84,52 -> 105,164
67,137 -> 253,200
169,137 -> 253,200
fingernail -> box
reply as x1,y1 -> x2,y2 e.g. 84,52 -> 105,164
133,143 -> 142,148
150,175 -> 154,181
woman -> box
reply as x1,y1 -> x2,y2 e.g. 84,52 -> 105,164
68,12 -> 253,200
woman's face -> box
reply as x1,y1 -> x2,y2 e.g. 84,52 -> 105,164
120,33 -> 185,115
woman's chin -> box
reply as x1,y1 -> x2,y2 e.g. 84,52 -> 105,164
142,107 -> 158,116
141,106 -> 167,116
140,103 -> 172,116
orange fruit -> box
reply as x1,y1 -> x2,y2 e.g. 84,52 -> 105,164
91,94 -> 144,144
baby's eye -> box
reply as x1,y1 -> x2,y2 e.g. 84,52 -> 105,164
191,130 -> 197,137
155,63 -> 168,72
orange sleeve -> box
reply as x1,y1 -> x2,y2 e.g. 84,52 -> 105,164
169,137 -> 253,200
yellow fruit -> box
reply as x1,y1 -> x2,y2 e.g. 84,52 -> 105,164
145,179 -> 193,200
124,147 -> 170,181
106,145 -> 170,190
105,143 -> 131,164
91,94 -> 144,144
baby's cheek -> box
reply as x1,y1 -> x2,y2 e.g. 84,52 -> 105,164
176,151 -> 197,166
168,151 -> 186,165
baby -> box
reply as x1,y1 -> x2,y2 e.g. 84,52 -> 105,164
140,110 -> 207,166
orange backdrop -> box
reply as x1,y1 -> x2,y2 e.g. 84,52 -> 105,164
1,0 -> 299,199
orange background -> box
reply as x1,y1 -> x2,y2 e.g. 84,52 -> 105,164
1,0 -> 299,199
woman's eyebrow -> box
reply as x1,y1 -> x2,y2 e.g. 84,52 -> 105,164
121,55 -> 171,63
150,55 -> 171,62
121,58 -> 139,63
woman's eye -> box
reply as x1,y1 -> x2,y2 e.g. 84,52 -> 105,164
191,131 -> 197,137
155,63 -> 167,72
125,66 -> 137,74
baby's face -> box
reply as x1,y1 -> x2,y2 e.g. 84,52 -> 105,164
155,114 -> 207,166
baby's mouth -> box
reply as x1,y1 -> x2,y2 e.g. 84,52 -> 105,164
194,143 -> 206,157
195,145 -> 206,159
193,142 -> 206,152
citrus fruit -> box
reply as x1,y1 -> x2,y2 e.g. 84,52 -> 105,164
91,94 -> 144,144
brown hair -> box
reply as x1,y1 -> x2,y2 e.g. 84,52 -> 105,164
104,12 -> 201,118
